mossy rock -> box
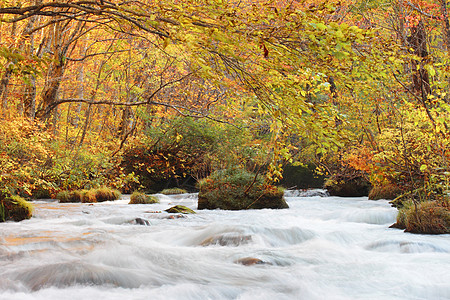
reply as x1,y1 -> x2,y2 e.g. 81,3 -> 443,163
129,192 -> 159,204
57,190 -> 85,203
0,196 -> 34,222
324,176 -> 371,197
57,188 -> 121,203
392,200 -> 450,234
90,188 -> 121,202
197,168 -> 288,210
368,184 -> 403,200
165,205 -> 196,214
160,188 -> 188,195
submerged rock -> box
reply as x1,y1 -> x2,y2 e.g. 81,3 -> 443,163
201,233 -> 252,247
165,205 -> 196,214
16,262 -> 143,291
235,257 -> 272,266
165,214 -> 186,219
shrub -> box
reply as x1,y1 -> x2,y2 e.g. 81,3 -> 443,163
368,184 -> 403,200
160,188 -> 187,195
198,168 -> 288,210
129,192 -> 159,204
400,200 -> 449,234
0,196 -> 34,222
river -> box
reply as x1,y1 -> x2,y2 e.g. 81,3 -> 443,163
0,191 -> 449,300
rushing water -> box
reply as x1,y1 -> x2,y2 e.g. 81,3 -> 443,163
0,191 -> 449,300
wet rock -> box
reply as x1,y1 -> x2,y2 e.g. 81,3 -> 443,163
235,257 -> 272,266
284,189 -> 329,197
165,214 -> 186,219
201,233 -> 252,247
165,205 -> 196,214
131,218 -> 150,226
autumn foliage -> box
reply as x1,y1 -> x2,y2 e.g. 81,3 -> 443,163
0,0 -> 449,229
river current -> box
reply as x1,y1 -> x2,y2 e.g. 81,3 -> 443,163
0,191 -> 449,300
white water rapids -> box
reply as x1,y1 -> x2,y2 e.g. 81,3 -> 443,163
0,191 -> 449,300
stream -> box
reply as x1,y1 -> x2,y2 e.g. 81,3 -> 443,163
1,191 -> 449,300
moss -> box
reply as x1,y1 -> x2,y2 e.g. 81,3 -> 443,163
198,168 -> 288,210
129,192 -> 159,204
165,205 -> 196,214
81,190 -> 96,203
0,196 -> 33,222
160,188 -> 188,195
92,187 -> 121,202
324,176 -> 371,197
57,190 -> 85,203
57,188 -> 121,203
368,184 -> 403,200
400,200 -> 450,234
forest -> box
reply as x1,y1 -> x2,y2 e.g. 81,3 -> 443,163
0,0 -> 449,234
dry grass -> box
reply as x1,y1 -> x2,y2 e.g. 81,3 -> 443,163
394,200 -> 449,234
129,192 -> 159,204
57,188 -> 121,203
368,184 -> 402,200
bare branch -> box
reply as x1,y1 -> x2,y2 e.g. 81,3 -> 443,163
406,2 -> 440,19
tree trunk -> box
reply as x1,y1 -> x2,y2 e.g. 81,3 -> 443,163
407,20 -> 431,97
0,23 -> 16,115
440,0 -> 450,51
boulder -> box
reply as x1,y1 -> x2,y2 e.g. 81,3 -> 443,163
200,233 -> 252,246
